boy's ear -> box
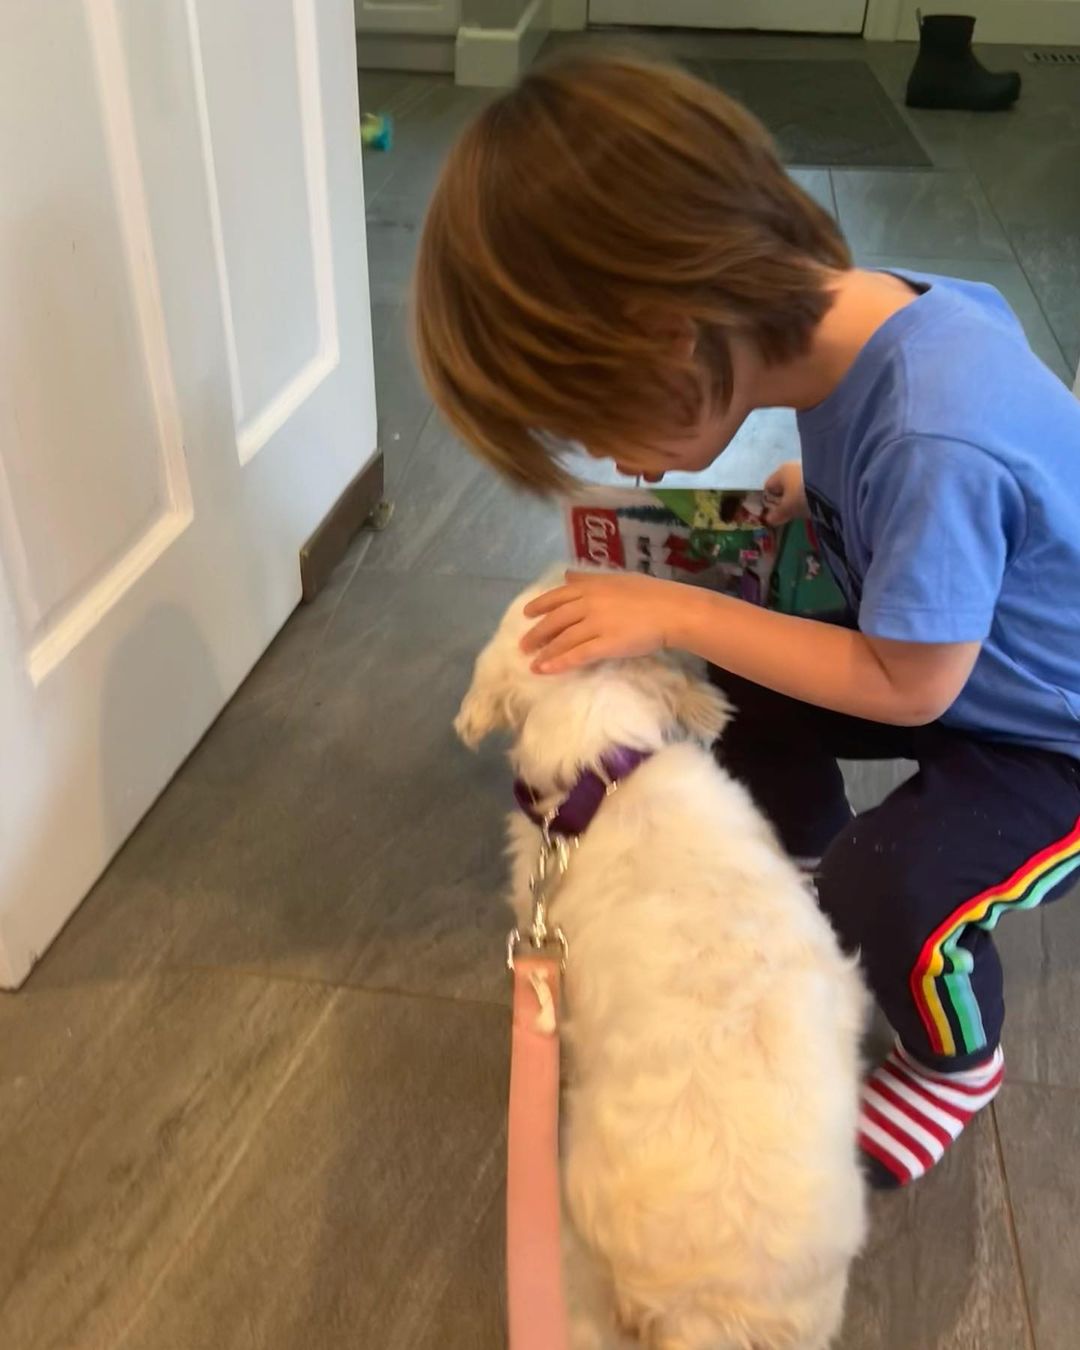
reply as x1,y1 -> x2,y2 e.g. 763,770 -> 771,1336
676,676 -> 731,745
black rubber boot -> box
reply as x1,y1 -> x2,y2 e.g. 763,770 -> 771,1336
905,14 -> 1021,111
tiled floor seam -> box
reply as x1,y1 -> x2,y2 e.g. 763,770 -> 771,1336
991,1101 -> 1040,1350
408,1149 -> 506,1346
166,961 -> 509,1015
0,1117 -> 99,1323
108,988 -> 346,1350
274,532 -> 374,734
967,158 -> 1074,377
383,400 -> 438,497
355,559 -> 558,587
991,1076 -> 1080,1095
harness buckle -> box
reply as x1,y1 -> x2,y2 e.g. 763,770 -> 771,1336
506,924 -> 569,973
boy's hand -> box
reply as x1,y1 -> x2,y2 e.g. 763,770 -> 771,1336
763,461 -> 809,525
522,571 -> 685,674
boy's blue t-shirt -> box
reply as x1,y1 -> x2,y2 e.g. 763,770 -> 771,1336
797,269 -> 1080,758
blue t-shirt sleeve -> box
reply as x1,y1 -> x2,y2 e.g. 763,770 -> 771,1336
857,437 -> 1027,643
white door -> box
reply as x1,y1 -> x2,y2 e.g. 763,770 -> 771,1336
588,1 -> 867,32
0,0 -> 377,988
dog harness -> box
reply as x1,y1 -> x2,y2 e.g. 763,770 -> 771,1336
512,746 -> 652,838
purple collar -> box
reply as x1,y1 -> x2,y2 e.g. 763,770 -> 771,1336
513,747 -> 652,839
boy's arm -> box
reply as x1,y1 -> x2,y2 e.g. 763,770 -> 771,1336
522,573 -> 980,727
671,585 -> 979,725
526,440 -> 1020,724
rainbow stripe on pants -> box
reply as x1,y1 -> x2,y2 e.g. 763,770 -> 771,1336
911,815 -> 1080,1057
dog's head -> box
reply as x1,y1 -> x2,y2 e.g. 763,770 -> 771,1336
455,567 -> 730,788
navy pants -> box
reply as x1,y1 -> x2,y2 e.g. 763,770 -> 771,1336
712,670 -> 1080,1071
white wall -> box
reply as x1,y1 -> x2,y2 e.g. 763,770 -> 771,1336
354,0 -> 461,36
868,0 -> 1080,43
465,0 -> 530,26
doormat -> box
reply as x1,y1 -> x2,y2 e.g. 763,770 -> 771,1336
686,59 -> 931,168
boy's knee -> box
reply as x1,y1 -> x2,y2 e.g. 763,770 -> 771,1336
816,818 -> 922,959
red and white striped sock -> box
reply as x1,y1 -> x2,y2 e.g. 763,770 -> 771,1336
858,1041 -> 1005,1189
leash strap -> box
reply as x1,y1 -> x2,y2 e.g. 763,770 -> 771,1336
507,954 -> 570,1350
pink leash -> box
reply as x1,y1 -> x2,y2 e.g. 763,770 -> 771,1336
506,952 -> 571,1350
503,759 -> 648,1347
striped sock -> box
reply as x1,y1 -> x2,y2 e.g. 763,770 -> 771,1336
858,1041 -> 1005,1189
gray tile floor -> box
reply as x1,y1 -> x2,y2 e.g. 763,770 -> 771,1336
3,32 -> 1079,1350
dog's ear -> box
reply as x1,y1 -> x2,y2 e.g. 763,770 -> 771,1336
454,657 -> 524,748
676,676 -> 731,745
454,685 -> 506,750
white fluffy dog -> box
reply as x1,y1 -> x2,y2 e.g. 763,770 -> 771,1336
457,571 -> 867,1350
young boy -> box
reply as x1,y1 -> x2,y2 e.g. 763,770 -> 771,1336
414,53 -> 1080,1188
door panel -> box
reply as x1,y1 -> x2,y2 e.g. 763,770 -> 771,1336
1,1 -> 192,683
192,0 -> 336,457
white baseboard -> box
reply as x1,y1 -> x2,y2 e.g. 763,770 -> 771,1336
455,0 -> 548,87
356,32 -> 455,73
867,0 -> 1080,44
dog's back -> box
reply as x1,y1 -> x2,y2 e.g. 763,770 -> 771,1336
456,577 -> 866,1349
507,742 -> 866,1350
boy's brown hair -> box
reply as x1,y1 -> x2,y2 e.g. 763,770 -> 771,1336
413,52 -> 850,491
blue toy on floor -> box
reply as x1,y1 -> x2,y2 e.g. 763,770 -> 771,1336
361,112 -> 392,152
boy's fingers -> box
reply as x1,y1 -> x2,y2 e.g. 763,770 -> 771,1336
535,637 -> 607,675
523,584 -> 579,618
521,602 -> 587,653
529,621 -> 595,670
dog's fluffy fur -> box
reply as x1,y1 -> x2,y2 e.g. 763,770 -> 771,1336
457,571 -> 867,1350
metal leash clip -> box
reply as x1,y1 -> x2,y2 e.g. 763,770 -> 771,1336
506,811 -> 572,973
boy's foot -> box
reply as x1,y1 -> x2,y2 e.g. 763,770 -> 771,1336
858,1042 -> 1005,1189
